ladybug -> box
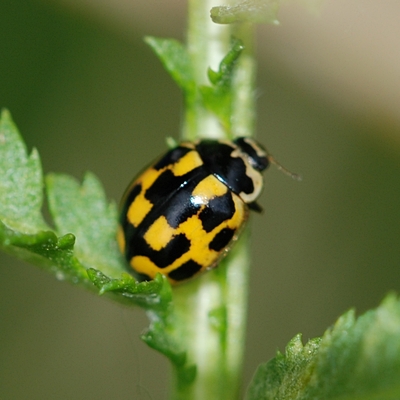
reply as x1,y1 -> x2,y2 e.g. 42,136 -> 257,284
117,137 -> 269,284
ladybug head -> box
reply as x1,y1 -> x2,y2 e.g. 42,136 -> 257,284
234,137 -> 301,182
233,137 -> 269,172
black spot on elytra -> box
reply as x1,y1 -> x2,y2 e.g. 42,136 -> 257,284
145,169 -> 187,203
196,140 -> 255,196
209,228 -> 235,252
153,146 -> 192,170
127,233 -> 191,269
120,167 -> 209,277
145,168 -> 205,228
199,192 -> 235,233
168,259 -> 203,281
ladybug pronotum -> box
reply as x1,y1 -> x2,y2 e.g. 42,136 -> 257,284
117,137 -> 269,284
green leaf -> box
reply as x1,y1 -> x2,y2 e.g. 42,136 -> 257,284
246,294 -> 400,400
87,269 -> 172,312
0,220 -> 89,284
0,109 -> 48,233
88,267 -> 195,381
0,109 -> 88,285
0,109 -> 176,309
142,314 -> 197,389
145,36 -> 196,95
141,319 -> 188,366
210,0 -> 280,25
142,319 -> 197,386
0,109 -> 196,395
145,36 -> 246,133
200,39 -> 244,130
46,172 -> 124,279
208,39 -> 244,88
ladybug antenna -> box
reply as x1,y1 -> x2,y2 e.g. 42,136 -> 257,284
267,154 -> 302,181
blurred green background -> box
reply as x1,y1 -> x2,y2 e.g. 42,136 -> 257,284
1,1 -> 399,399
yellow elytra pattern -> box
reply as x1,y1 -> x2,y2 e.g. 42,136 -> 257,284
132,174 -> 248,284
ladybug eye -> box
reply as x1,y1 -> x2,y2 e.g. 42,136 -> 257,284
250,154 -> 269,172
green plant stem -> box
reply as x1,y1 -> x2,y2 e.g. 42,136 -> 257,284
184,0 -> 231,140
170,2 -> 257,400
172,232 -> 251,400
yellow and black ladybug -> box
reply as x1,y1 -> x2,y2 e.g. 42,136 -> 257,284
117,137 -> 269,284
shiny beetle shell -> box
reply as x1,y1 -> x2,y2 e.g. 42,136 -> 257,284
117,137 -> 269,284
